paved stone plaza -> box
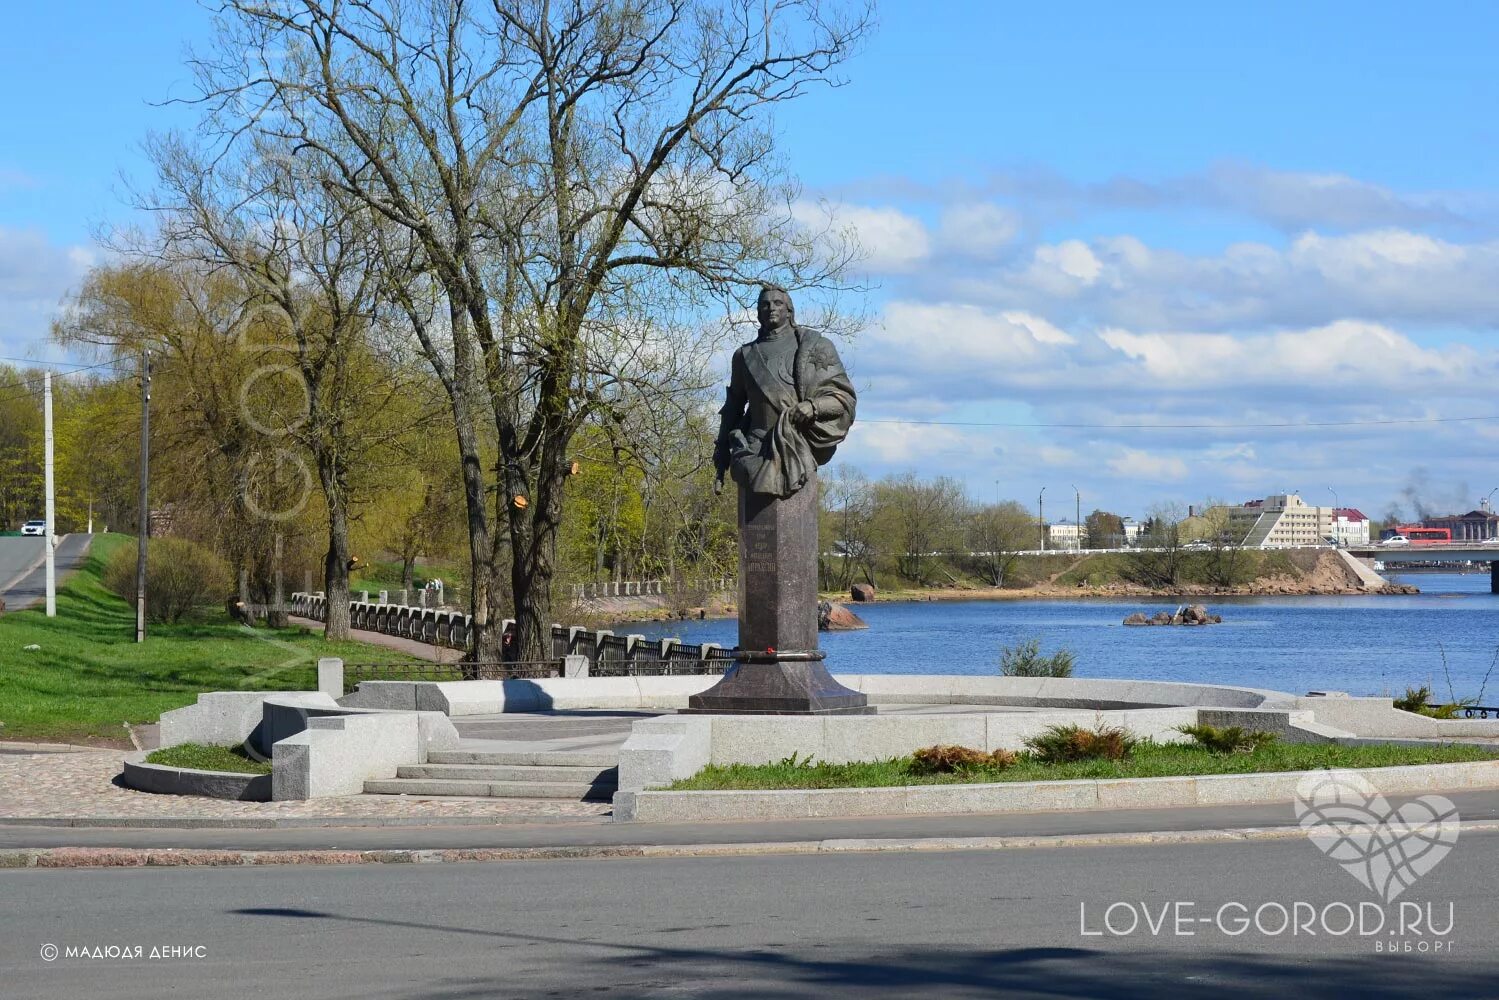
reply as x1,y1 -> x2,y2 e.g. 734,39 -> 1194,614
0,747 -> 611,823
0,705 -> 1078,824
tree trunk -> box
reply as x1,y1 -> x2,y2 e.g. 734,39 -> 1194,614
508,437 -> 570,663
323,485 -> 352,641
268,532 -> 289,629
237,566 -> 258,627
401,555 -> 416,593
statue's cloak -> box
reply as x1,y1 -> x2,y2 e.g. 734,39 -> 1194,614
719,326 -> 856,498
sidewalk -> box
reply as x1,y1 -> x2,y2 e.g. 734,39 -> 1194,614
4,791 -> 1499,868
287,615 -> 453,662
0,747 -> 610,824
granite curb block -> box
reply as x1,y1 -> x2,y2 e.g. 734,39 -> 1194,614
119,752 -> 271,802
6,820 -> 1499,869
612,759 -> 1499,823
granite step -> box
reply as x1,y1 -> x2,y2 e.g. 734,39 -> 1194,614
363,777 -> 616,800
425,750 -> 620,768
394,763 -> 618,783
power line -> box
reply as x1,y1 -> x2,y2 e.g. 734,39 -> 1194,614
0,356 -> 98,369
0,358 -> 132,404
860,413 -> 1499,431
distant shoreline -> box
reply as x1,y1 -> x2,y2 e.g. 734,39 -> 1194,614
601,577 -> 1423,628
844,581 -> 1418,603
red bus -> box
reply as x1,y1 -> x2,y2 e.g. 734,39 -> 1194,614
1384,525 -> 1451,545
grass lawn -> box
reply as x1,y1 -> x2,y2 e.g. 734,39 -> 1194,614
144,742 -> 271,775
0,533 -> 415,746
665,741 -> 1499,790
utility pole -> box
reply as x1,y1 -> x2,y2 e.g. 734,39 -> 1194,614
135,350 -> 151,643
43,371 -> 55,617
1038,487 -> 1046,552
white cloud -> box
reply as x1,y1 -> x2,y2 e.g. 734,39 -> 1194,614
828,160 -> 1475,234
838,419 -> 975,465
857,302 -> 1075,383
1106,449 -> 1189,482
938,227 -> 1499,331
1037,445 -> 1080,466
937,202 -> 1020,258
1097,320 -> 1477,390
794,201 -> 929,274
0,227 -> 94,357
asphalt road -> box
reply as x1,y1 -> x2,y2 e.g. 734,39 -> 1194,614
0,535 -> 92,610
3,833 -> 1495,999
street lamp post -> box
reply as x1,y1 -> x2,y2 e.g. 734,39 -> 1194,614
1073,485 -> 1081,551
1327,487 -> 1338,547
1038,487 -> 1046,552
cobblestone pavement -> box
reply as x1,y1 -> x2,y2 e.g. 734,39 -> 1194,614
0,749 -> 612,822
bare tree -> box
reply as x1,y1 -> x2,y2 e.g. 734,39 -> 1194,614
140,134 -> 426,639
192,0 -> 870,659
1196,499 -> 1252,589
876,472 -> 966,586
966,500 -> 1038,588
821,464 -> 876,590
1128,501 -> 1188,588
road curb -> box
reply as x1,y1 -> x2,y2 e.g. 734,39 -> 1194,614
6,820 -> 1498,869
0,814 -> 610,829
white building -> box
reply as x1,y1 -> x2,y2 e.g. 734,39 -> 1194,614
1332,508 -> 1371,546
1047,520 -> 1082,549
1227,493 -> 1336,548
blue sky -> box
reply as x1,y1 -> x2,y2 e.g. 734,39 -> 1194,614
3,2 -> 1497,520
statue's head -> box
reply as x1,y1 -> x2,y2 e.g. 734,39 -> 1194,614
757,284 -> 793,332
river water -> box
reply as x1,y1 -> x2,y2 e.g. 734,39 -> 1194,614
619,572 -> 1499,700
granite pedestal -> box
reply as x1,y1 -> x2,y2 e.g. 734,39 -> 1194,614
686,471 -> 871,715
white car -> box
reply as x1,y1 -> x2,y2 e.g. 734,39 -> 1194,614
1380,535 -> 1410,546
19,520 -> 45,537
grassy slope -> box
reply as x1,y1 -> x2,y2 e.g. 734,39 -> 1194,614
0,534 -> 411,744
666,742 -> 1499,790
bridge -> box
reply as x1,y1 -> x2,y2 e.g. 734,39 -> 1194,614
1344,542 -> 1499,592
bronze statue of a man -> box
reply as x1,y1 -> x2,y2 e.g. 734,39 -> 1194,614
714,286 -> 856,498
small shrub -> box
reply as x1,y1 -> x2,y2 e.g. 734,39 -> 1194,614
1024,723 -> 1137,763
103,537 -> 231,624
1394,685 -> 1433,714
1000,638 -> 1076,678
1176,723 -> 1277,755
777,751 -> 816,769
1393,685 -> 1462,718
910,744 -> 1017,774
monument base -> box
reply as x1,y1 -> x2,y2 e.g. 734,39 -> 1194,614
682,651 -> 874,715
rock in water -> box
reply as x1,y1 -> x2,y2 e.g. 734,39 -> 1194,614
1127,606 -> 1223,626
818,600 -> 869,631
850,583 -> 876,603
